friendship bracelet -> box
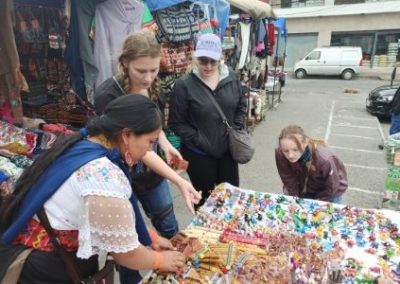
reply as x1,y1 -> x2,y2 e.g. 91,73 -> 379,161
149,229 -> 159,243
153,251 -> 164,270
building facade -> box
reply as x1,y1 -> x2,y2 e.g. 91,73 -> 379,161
272,0 -> 400,69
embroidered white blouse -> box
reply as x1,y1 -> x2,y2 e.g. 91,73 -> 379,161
42,156 -> 140,259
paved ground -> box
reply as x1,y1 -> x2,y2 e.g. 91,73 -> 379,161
168,75 -> 392,229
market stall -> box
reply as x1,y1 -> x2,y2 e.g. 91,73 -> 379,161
144,183 -> 400,283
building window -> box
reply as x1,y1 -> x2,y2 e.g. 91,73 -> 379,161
331,32 -> 374,62
335,0 -> 365,4
276,0 -> 325,8
331,31 -> 400,68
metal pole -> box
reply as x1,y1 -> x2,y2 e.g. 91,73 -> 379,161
271,25 -> 280,109
278,35 -> 287,103
370,32 -> 378,69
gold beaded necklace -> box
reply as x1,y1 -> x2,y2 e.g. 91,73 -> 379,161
89,134 -> 114,150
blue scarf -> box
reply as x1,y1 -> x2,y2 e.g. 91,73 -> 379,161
299,146 -> 312,163
2,139 -> 151,246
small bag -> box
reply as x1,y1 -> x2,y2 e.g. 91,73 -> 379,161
226,127 -> 255,164
199,83 -> 254,164
160,42 -> 194,74
154,3 -> 199,43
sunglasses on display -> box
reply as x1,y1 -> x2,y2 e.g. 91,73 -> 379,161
197,57 -> 219,66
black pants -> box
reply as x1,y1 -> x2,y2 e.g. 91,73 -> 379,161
181,145 -> 239,207
19,249 -> 98,284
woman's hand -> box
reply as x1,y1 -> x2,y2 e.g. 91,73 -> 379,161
158,130 -> 182,165
176,178 -> 202,214
158,250 -> 186,272
151,235 -> 176,251
163,144 -> 183,165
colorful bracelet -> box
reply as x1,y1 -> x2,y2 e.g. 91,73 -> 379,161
153,251 -> 164,270
149,229 -> 159,243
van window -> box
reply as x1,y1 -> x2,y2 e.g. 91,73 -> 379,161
342,51 -> 358,61
306,51 -> 321,60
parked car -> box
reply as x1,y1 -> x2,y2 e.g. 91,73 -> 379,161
366,67 -> 399,118
294,46 -> 363,80
366,85 -> 399,118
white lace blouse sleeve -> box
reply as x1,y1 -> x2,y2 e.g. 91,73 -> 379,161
74,157 -> 140,259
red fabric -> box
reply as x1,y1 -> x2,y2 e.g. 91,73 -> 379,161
0,100 -> 14,124
268,23 -> 275,55
13,218 -> 79,252
41,123 -> 75,135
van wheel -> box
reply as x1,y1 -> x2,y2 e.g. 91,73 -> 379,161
295,69 -> 306,79
342,69 -> 354,80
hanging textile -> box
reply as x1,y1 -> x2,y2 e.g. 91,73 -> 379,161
74,0 -> 106,104
145,0 -> 194,12
195,0 -> 230,38
237,21 -> 252,70
268,23 -> 276,56
227,0 -> 277,20
94,0 -> 145,88
273,17 -> 288,41
13,0 -> 65,9
0,0 -> 24,126
65,0 -> 89,100
141,2 -> 153,24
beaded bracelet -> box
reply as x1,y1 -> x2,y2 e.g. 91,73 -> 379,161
153,251 -> 164,270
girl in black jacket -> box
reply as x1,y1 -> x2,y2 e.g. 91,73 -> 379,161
168,33 -> 247,207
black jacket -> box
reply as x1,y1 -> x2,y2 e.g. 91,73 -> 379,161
94,77 -> 165,191
94,77 -> 166,115
390,86 -> 400,115
168,70 -> 247,159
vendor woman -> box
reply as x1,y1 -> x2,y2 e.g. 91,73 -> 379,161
275,125 -> 348,203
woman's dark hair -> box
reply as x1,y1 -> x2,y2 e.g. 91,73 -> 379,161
0,95 -> 162,231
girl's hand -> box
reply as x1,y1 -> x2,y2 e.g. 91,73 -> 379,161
177,179 -> 202,214
151,235 -> 176,251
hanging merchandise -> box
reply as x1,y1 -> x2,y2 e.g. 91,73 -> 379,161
94,0 -> 145,87
145,0 -> 194,12
141,2 -> 153,25
255,19 -> 269,59
267,22 -> 276,56
160,42 -> 194,74
71,0 -> 107,104
153,2 -> 199,43
237,21 -> 252,70
192,1 -> 218,35
197,0 -> 230,38
11,2 -> 96,128
227,0 -> 277,21
0,0 -> 24,126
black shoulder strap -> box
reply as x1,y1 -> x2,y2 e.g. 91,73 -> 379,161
37,208 -> 82,283
196,81 -> 231,128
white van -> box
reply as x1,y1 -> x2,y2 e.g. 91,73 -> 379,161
294,47 -> 363,80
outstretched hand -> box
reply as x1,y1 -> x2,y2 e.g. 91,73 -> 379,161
177,179 -> 202,214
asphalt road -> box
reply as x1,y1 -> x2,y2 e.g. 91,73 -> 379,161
169,75 -> 391,229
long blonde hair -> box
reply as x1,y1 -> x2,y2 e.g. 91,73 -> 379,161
116,31 -> 161,103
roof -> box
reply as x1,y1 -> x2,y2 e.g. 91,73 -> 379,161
275,1 -> 400,18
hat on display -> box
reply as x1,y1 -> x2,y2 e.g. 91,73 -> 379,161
195,33 -> 222,60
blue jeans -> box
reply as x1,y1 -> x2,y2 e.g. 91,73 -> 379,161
119,180 -> 179,284
390,114 -> 400,135
119,268 -> 142,284
328,195 -> 343,204
136,179 -> 179,238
